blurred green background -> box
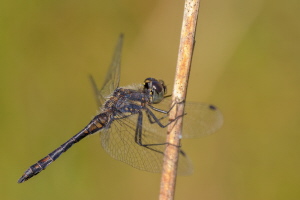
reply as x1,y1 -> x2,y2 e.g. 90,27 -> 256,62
1,0 -> 299,199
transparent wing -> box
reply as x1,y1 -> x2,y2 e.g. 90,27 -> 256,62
100,110 -> 193,175
90,34 -> 123,107
144,98 -> 223,138
182,102 -> 223,138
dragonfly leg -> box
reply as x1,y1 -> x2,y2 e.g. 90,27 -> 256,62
133,111 -> 168,155
147,100 -> 186,123
148,100 -> 181,114
145,111 -> 165,124
145,107 -> 185,128
134,111 -> 184,157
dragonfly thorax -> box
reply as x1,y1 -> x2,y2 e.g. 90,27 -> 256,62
143,78 -> 167,104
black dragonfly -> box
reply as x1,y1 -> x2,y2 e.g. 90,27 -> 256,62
18,34 -> 223,183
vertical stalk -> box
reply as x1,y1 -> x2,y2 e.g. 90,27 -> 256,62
159,0 -> 200,199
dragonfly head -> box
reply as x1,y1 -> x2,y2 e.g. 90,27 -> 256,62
143,78 -> 167,104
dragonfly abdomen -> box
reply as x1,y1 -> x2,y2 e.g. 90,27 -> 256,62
18,113 -> 110,183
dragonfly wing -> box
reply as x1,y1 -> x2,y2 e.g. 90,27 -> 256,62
140,98 -> 223,138
89,34 -> 123,107
99,110 -> 193,175
89,75 -> 102,107
182,102 -> 223,138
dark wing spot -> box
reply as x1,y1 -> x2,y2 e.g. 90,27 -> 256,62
179,149 -> 187,157
209,104 -> 217,110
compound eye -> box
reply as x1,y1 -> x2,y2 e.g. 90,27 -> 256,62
143,78 -> 154,90
144,82 -> 150,90
143,78 -> 166,104
151,81 -> 166,104
158,80 -> 167,94
151,81 -> 163,93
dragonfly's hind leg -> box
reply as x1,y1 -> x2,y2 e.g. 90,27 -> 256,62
133,111 -> 167,155
134,111 -> 183,156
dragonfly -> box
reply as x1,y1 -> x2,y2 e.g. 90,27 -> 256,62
18,34 -> 223,183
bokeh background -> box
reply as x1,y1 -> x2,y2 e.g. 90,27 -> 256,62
1,0 -> 299,199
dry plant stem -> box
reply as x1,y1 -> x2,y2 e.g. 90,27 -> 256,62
159,0 -> 200,199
